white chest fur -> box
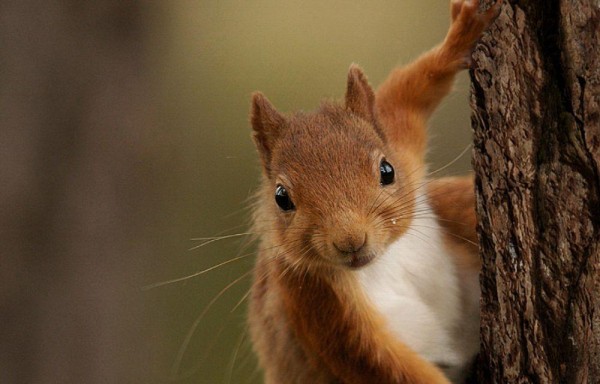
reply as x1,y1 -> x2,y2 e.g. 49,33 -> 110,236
356,196 -> 479,382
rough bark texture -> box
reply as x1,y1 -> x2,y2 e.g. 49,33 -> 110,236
471,0 -> 600,382
0,1 -> 160,383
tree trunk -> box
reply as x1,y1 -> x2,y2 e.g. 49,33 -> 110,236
0,1 -> 161,382
471,0 -> 600,382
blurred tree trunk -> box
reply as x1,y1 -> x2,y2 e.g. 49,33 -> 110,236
471,0 -> 599,382
0,1 -> 162,383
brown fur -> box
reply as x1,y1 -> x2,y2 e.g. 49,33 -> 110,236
428,176 -> 477,247
248,1 -> 502,383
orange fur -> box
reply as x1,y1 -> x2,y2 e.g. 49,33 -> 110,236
427,176 -> 480,345
376,0 -> 502,159
248,1 -> 501,383
427,176 -> 479,271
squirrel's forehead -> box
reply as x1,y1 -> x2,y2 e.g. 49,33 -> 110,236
273,134 -> 378,187
270,112 -> 384,186
280,117 -> 380,155
277,130 -> 376,166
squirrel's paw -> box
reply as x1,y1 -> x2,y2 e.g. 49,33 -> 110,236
447,0 -> 503,68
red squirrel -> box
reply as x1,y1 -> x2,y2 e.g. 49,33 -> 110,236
248,0 -> 502,383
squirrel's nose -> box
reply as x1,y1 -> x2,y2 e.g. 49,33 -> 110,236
333,233 -> 366,254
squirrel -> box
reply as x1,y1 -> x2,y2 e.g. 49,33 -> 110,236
247,0 -> 502,383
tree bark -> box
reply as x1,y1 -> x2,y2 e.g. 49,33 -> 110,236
471,0 -> 600,382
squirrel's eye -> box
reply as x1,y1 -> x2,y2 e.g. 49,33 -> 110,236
380,159 -> 395,186
275,185 -> 295,211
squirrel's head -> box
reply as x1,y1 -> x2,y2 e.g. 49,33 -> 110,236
250,65 -> 420,272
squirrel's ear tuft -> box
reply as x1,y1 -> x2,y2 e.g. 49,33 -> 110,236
250,92 -> 285,175
345,64 -> 377,124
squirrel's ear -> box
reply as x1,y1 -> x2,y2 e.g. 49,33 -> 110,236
345,64 -> 377,124
250,92 -> 285,174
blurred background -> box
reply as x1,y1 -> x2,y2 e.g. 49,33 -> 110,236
1,1 -> 473,383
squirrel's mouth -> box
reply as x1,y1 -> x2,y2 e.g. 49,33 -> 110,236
346,252 -> 375,269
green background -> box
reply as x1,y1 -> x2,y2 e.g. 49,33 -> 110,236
146,1 -> 473,383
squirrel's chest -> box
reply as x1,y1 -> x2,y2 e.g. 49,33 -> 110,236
356,204 -> 478,377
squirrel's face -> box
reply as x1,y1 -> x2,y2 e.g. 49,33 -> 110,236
251,66 -> 418,271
